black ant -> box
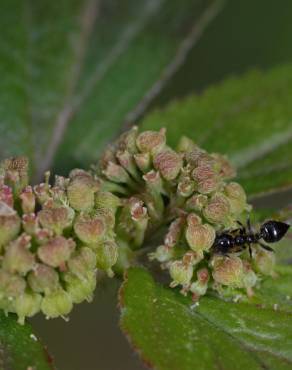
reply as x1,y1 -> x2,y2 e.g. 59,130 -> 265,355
212,219 -> 290,257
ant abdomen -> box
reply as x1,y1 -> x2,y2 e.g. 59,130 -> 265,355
260,220 -> 290,243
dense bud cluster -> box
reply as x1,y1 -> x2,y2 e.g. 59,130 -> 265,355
0,128 -> 278,323
96,127 -> 276,302
0,158 -> 118,323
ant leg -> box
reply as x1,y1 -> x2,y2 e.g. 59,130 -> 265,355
248,244 -> 253,259
247,216 -> 252,233
259,242 -> 274,253
236,220 -> 246,234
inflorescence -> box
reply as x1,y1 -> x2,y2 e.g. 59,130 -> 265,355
0,128 -> 277,323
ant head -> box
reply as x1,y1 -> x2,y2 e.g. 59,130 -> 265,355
260,220 -> 290,243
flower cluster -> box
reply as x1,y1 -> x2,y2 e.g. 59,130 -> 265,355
0,128 -> 277,323
97,127 -> 276,301
0,157 -> 119,323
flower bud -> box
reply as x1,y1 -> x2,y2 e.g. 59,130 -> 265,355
186,213 -> 202,227
95,240 -> 118,277
203,193 -> 230,225
143,170 -> 165,195
224,182 -> 249,215
27,264 -> 59,294
1,156 -> 29,195
185,194 -> 208,212
0,270 -> 26,298
95,191 -> 121,213
164,217 -> 184,247
67,247 -> 96,279
20,186 -> 36,213
117,126 -> 138,154
176,136 -> 197,152
190,268 -> 210,299
64,271 -> 96,304
242,261 -> 257,295
211,153 -> 236,179
35,228 -> 53,245
153,149 -> 182,181
116,150 -> 139,180
182,250 -> 204,266
136,128 -> 166,154
41,289 -> 73,319
192,165 -> 220,194
186,223 -> 215,252
177,178 -> 195,197
14,292 -> 42,324
0,202 -> 21,248
38,206 -> 74,235
253,249 -> 275,276
37,236 -> 75,268
211,255 -> 244,288
22,213 -> 38,235
102,162 -> 130,184
134,152 -> 151,173
169,260 -> 193,287
34,183 -> 51,205
74,214 -> 107,244
3,234 -> 35,275
67,175 -> 98,211
0,185 -> 13,207
148,245 -> 175,263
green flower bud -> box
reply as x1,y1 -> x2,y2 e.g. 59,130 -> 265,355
185,194 -> 208,212
27,264 -> 59,294
177,178 -> 195,197
67,247 -> 96,279
38,206 -> 74,235
149,245 -> 175,263
0,185 -> 14,207
190,268 -> 210,299
67,175 -> 98,211
3,234 -> 35,275
169,260 -> 193,287
22,213 -> 38,235
41,289 -> 73,319
153,149 -> 182,181
64,271 -> 96,304
211,153 -> 236,179
20,186 -> 36,213
253,249 -> 275,276
0,202 -> 21,248
117,126 -> 138,154
211,255 -> 244,288
14,292 -> 42,324
95,191 -> 121,213
37,236 -> 75,269
176,136 -> 197,153
242,261 -> 257,296
203,193 -> 231,225
102,162 -> 130,184
182,250 -> 204,266
143,170 -> 166,195
136,128 -> 166,154
186,223 -> 215,252
0,270 -> 26,299
74,214 -> 106,244
34,183 -> 51,205
95,240 -> 118,277
116,150 -> 139,180
224,182 -> 249,215
134,152 -> 151,173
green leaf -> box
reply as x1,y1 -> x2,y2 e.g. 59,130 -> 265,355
120,266 -> 292,370
141,63 -> 292,199
0,0 -> 223,180
0,312 -> 54,370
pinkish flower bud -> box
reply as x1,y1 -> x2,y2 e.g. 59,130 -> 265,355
34,183 -> 51,205
143,170 -> 165,195
37,236 -> 75,268
136,128 -> 166,154
64,271 -> 96,304
1,156 -> 29,195
14,292 -> 42,324
185,194 -> 208,212
74,214 -> 106,245
0,270 -> 26,298
102,162 -> 131,184
224,182 -> 249,215
211,255 -> 244,288
20,186 -> 36,213
38,206 -> 74,235
203,193 -> 231,225
0,202 -> 21,248
153,149 -> 182,181
177,178 -> 195,197
190,268 -> 210,299
116,150 -> 139,180
134,152 -> 151,173
211,153 -> 236,179
67,247 -> 96,279
164,217 -> 184,247
169,260 -> 193,287
186,213 -> 202,227
27,264 -> 60,294
117,126 -> 138,154
95,240 -> 118,277
0,185 -> 13,207
35,228 -> 53,245
182,250 -> 204,266
22,213 -> 38,235
192,165 -> 220,194
2,234 -> 35,275
186,223 -> 215,252
41,289 -> 73,319
67,174 -> 98,211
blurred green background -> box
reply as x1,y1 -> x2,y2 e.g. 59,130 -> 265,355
8,0 -> 292,368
